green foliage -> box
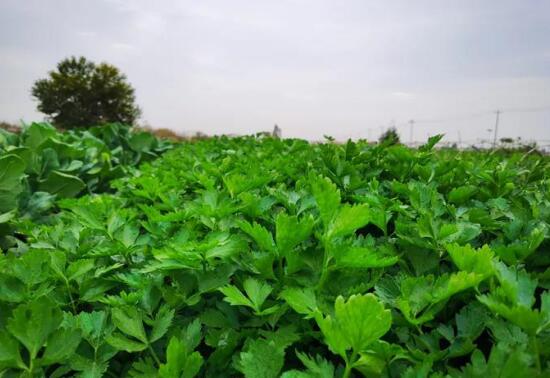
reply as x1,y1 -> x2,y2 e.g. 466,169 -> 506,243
379,127 -> 400,145
0,134 -> 549,376
0,122 -> 171,250
316,294 -> 392,376
0,154 -> 26,213
32,56 -> 141,128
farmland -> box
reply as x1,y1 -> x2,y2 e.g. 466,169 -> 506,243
1,125 -> 549,377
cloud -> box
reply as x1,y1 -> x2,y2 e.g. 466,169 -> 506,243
390,92 -> 414,99
101,0 -> 166,36
77,31 -> 96,38
1,0 -> 550,141
111,42 -> 137,52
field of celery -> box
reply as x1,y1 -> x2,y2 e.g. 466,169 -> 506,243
0,129 -> 549,377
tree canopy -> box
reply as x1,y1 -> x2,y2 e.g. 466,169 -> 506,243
32,56 -> 141,128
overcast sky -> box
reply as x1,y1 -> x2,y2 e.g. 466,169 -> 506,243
1,0 -> 550,143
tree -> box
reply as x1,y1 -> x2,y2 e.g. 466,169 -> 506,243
379,127 -> 400,145
31,56 -> 141,128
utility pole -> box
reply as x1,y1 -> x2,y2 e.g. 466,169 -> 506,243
408,119 -> 415,145
492,110 -> 501,148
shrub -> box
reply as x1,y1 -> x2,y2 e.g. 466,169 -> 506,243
379,127 -> 400,145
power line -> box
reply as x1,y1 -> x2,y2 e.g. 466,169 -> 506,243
414,111 -> 493,124
501,105 -> 550,113
412,105 -> 550,124
366,105 -> 550,145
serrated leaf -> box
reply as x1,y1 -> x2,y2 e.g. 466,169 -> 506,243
72,357 -> 109,378
41,328 -> 81,365
111,307 -> 147,343
243,277 -> 272,311
119,223 -> 140,248
275,213 -> 314,254
220,278 -> 272,314
219,284 -> 255,309
455,303 -> 489,339
182,319 -> 202,352
279,287 -> 319,318
204,233 -> 246,261
477,294 -> 541,335
77,311 -> 111,349
6,297 -> 62,359
159,335 -> 204,378
448,185 -> 478,205
334,246 -> 399,269
106,332 -> 147,352
149,305 -> 175,343
129,357 -> 158,378
316,294 -> 391,358
439,222 -> 481,244
239,221 -> 276,253
0,330 -> 24,369
494,262 -> 537,308
67,259 -> 96,281
296,351 -> 335,378
449,343 -> 533,378
259,325 -> 300,351
236,338 -> 284,378
281,351 -> 335,378
328,204 -> 371,238
310,175 -> 340,227
447,243 -> 494,277
397,272 -> 485,325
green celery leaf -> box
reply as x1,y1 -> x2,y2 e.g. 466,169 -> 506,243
275,213 -> 314,254
446,243 -> 495,277
316,293 -> 391,358
243,277 -> 273,311
448,185 -> 478,205
334,245 -> 399,269
236,338 -> 285,378
494,262 -> 537,308
219,284 -> 255,309
182,319 -> 203,352
129,357 -> 158,378
106,333 -> 147,352
220,278 -> 272,314
159,336 -> 204,378
6,297 -> 62,359
239,221 -> 276,254
40,328 -> 82,365
279,287 -> 319,318
328,204 -> 371,239
281,351 -> 335,378
449,343 -> 533,378
110,307 -> 147,343
310,175 -> 340,228
149,305 -> 175,343
0,330 -> 24,370
76,310 -> 112,349
67,259 -> 96,281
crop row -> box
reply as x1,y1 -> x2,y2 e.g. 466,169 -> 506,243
0,134 -> 549,377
